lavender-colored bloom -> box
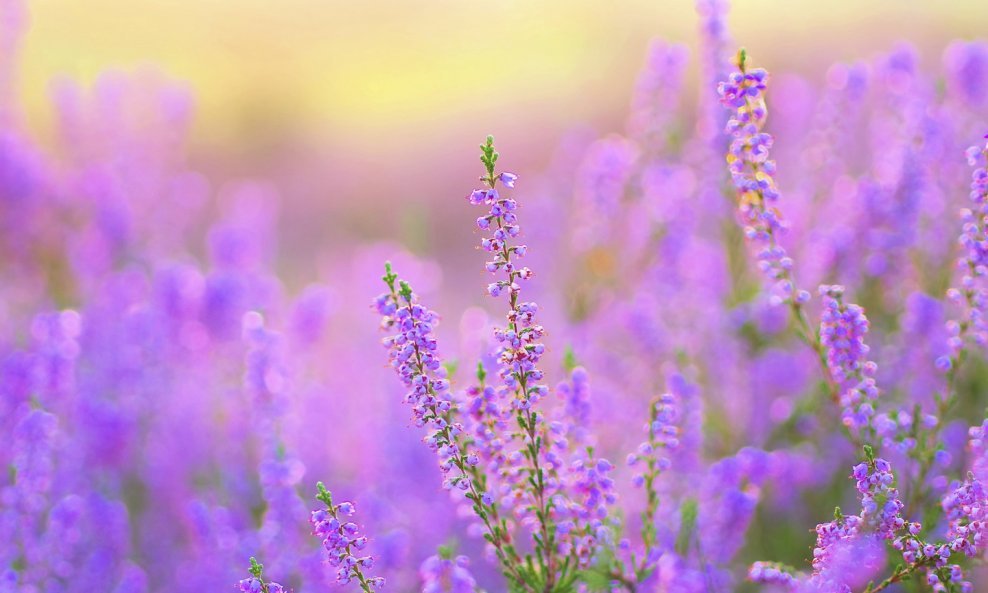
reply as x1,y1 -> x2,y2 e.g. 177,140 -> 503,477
559,456 -> 616,565
469,170 -> 547,412
748,562 -> 798,588
571,136 -> 639,249
696,0 -> 731,148
851,456 -> 905,539
237,558 -> 287,593
311,483 -> 384,591
819,285 -> 879,437
946,136 -> 988,354
719,52 -> 809,306
751,452 -> 906,593
462,375 -> 509,485
627,393 -> 680,487
627,41 -> 689,145
555,365 -> 593,446
374,267 -> 474,493
943,41 -> 988,108
968,419 -> 988,481
420,553 -> 476,593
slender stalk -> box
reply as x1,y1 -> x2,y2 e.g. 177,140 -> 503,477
483,169 -> 560,593
383,280 -> 534,593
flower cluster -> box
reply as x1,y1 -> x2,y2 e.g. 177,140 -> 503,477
374,264 -> 473,491
751,451 -> 906,592
468,137 -> 546,411
946,136 -> 988,355
968,419 -> 988,480
420,551 -> 477,593
237,558 -> 286,593
626,391 -> 679,573
627,393 -> 680,487
463,372 -> 509,485
466,137 -> 565,590
310,482 -> 383,591
819,285 -> 879,436
934,477 -> 985,592
718,50 -> 807,306
852,452 -> 904,538
557,455 -> 616,565
748,562 -> 798,588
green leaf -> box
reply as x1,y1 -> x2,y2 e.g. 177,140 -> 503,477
563,346 -> 578,372
676,497 -> 698,555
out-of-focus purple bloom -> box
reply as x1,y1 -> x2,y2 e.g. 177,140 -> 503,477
627,41 -> 689,145
819,285 -> 879,437
719,52 -> 808,306
420,553 -> 476,593
748,561 -> 799,588
237,558 -> 287,593
946,136 -> 988,354
944,41 -> 988,108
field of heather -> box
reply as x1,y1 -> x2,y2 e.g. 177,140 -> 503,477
3,1 -> 988,592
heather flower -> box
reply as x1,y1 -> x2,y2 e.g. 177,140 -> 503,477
968,419 -> 988,481
696,0 -> 731,148
627,392 -> 680,487
30,310 -> 83,404
946,136 -> 988,355
625,390 -> 679,573
374,265 -> 471,492
543,367 -> 616,567
237,557 -> 287,593
469,138 -> 546,411
748,562 -> 798,588
310,482 -> 383,591
554,365 -> 593,447
241,311 -> 309,580
852,453 -> 905,539
697,454 -> 762,568
818,285 -> 879,438
719,50 -> 809,307
462,364 -> 509,482
750,449 -> 909,592
468,136 -> 559,584
556,455 -> 616,565
373,263 -> 526,590
571,136 -> 639,248
943,41 -> 988,108
5,6 -> 988,592
627,41 -> 689,146
420,551 -> 477,593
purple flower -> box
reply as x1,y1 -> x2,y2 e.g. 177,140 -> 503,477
374,264 -> 473,492
946,136 -> 988,356
819,285 -> 880,437
311,483 -> 384,591
237,558 -> 287,593
943,41 -> 988,107
748,562 -> 798,588
718,52 -> 809,307
420,553 -> 476,593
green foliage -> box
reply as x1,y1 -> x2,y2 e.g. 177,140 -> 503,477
480,135 -> 499,183
315,481 -> 334,507
676,498 -> 698,556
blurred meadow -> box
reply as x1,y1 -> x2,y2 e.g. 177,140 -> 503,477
17,0 -> 988,284
6,0 -> 988,591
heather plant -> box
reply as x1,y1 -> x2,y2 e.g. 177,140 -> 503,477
2,0 -> 988,592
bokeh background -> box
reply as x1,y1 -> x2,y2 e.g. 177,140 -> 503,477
15,0 -> 988,284
5,1 -> 988,592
